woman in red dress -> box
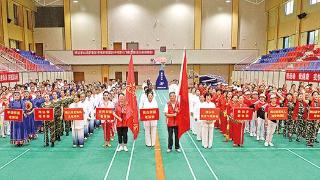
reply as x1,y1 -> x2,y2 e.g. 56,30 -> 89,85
232,96 -> 247,147
227,94 -> 239,142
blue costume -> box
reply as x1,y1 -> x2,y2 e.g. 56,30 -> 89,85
10,100 -> 28,145
23,98 -> 36,138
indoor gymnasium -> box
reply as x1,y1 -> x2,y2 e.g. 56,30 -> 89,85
0,0 -> 320,179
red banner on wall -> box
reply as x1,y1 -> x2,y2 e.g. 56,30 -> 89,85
140,108 -> 159,121
64,108 -> 84,121
0,72 -> 19,83
233,108 -> 253,121
268,107 -> 288,120
200,108 -> 220,121
96,108 -> 114,120
285,71 -> 320,82
73,50 -> 155,56
34,108 -> 54,121
308,107 -> 320,120
4,109 -> 23,121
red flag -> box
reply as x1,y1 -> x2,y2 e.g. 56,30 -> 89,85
126,54 -> 139,139
176,50 -> 190,138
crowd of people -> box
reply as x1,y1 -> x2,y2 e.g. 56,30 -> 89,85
1,78 -> 319,152
187,81 -> 320,148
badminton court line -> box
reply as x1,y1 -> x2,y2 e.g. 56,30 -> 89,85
125,140 -> 136,180
180,143 -> 197,180
286,149 -> 320,169
103,145 -> 119,180
187,132 -> 219,180
0,149 -> 30,171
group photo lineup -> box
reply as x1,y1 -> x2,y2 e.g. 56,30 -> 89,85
0,0 -> 320,179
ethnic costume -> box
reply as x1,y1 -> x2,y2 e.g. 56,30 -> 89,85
10,100 -> 28,145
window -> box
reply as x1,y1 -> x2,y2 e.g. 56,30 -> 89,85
285,0 -> 294,15
310,0 -> 320,5
307,30 -> 319,44
283,36 -> 290,48
13,4 -> 18,25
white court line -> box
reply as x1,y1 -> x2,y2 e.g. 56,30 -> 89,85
286,149 -> 320,169
180,143 -> 197,180
187,132 -> 219,180
157,91 -> 163,105
0,149 -> 30,171
125,140 -> 136,180
103,144 -> 119,180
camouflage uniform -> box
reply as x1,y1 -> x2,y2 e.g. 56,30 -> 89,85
296,102 -> 305,140
42,103 -> 55,145
61,97 -> 73,136
52,100 -> 62,140
285,101 -> 295,141
306,101 -> 318,145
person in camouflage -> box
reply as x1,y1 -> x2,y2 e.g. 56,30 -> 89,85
60,90 -> 73,136
305,91 -> 319,147
52,91 -> 63,141
294,93 -> 307,142
42,94 -> 55,147
284,93 -> 295,142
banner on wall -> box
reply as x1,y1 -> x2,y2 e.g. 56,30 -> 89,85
73,50 -> 155,56
285,71 -> 320,82
156,65 -> 168,90
0,72 -> 19,83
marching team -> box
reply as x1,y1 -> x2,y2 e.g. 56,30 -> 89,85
0,79 -> 319,152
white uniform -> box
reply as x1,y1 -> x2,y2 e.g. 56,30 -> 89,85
0,103 -> 9,137
189,93 -> 198,135
70,102 -> 85,146
199,101 -> 216,148
85,97 -> 95,134
193,98 -> 202,141
140,98 -> 158,147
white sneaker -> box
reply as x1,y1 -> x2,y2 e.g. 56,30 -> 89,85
269,142 -> 274,147
256,136 -> 260,141
264,142 -> 269,147
260,138 -> 265,141
117,145 -> 123,152
250,133 -> 253,137
176,149 -> 181,153
167,149 -> 172,153
79,145 -> 84,148
123,146 -> 128,152
73,145 -> 77,148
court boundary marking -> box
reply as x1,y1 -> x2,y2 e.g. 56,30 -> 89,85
286,148 -> 320,169
125,140 -> 136,180
180,143 -> 197,180
103,145 -> 119,180
187,132 -> 219,180
0,149 -> 30,171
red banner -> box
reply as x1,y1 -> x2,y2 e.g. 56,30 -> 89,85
268,107 -> 288,120
200,108 -> 220,121
233,108 -> 253,121
34,108 -> 54,121
0,72 -> 19,83
308,107 -> 320,120
73,50 -> 155,56
63,108 -> 84,121
96,108 -> 114,120
285,71 -> 320,83
139,108 -> 159,121
4,109 -> 23,121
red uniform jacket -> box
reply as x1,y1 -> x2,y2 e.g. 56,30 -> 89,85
166,101 -> 180,127
115,103 -> 127,127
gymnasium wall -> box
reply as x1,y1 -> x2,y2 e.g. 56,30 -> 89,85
266,0 -> 320,52
34,28 -> 65,50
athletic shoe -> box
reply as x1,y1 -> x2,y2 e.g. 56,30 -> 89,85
117,146 -> 123,152
176,149 -> 181,153
166,149 -> 172,153
250,133 -> 253,137
260,138 -> 265,141
107,144 -> 112,147
264,142 -> 268,147
79,145 -> 84,148
256,136 -> 260,141
123,146 -> 128,152
73,145 -> 77,148
269,142 -> 274,147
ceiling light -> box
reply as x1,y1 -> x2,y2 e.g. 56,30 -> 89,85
73,0 -> 79,3
225,0 -> 231,3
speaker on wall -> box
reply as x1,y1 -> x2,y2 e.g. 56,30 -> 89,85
297,12 -> 307,19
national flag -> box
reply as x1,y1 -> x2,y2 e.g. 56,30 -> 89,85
126,54 -> 139,139
176,50 -> 190,139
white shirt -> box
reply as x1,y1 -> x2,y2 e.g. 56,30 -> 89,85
99,100 -> 114,123
140,98 -> 159,126
199,101 -> 216,121
139,93 -> 148,109
69,102 -> 84,130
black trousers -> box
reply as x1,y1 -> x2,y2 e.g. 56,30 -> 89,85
168,126 -> 179,149
117,127 -> 128,144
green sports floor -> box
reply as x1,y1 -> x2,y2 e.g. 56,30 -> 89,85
0,90 -> 320,180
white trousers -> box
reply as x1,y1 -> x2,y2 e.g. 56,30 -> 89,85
190,115 -> 196,134
201,121 -> 214,148
266,120 -> 277,143
257,117 -> 265,140
245,121 -> 250,133
0,116 -> 10,137
250,112 -> 257,135
144,121 -> 157,146
72,128 -> 84,146
195,120 -> 202,140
